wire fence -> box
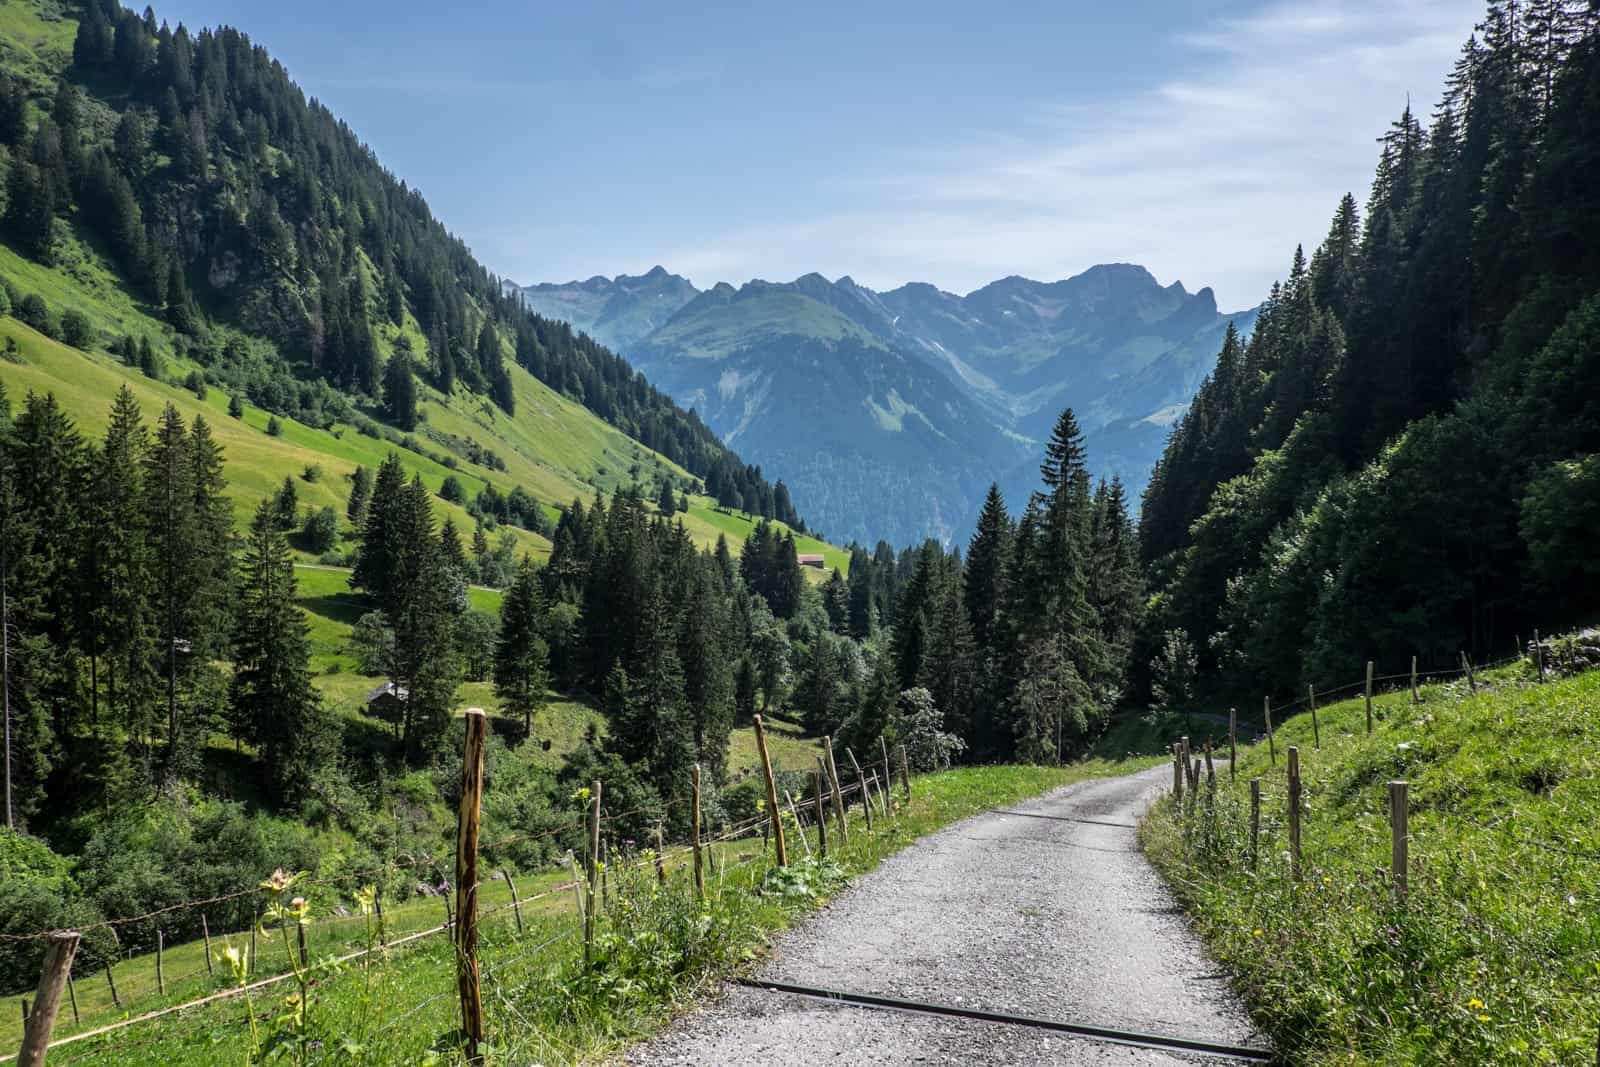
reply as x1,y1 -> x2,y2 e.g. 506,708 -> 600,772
5,722 -> 909,1065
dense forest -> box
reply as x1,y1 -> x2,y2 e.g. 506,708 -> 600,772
0,0 -> 800,526
1137,0 -> 1600,704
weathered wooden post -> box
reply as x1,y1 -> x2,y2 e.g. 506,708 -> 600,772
17,931 -> 80,1067
785,790 -> 812,858
455,708 -> 489,1064
1171,742 -> 1184,799
66,975 -> 78,1025
1308,685 -> 1320,750
1228,708 -> 1237,781
846,749 -> 874,831
823,737 -> 849,845
502,870 -> 524,934
752,715 -> 788,867
156,929 -> 165,995
812,764 -> 829,858
1365,661 -> 1374,736
879,736 -> 894,811
1287,746 -> 1302,882
1410,655 -> 1420,703
1461,652 -> 1476,693
1535,629 -> 1546,682
1390,780 -> 1409,901
1249,778 -> 1261,870
1263,697 -> 1276,766
1203,740 -> 1215,787
565,850 -> 586,923
585,780 -> 601,964
897,744 -> 911,801
692,764 -> 705,899
653,822 -> 668,886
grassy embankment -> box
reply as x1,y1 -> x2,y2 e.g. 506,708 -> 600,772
11,760 -> 1138,1064
1142,655 -> 1600,1065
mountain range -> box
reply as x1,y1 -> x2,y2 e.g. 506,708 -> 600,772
516,265 -> 1258,545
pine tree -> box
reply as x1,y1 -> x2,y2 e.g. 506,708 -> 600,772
144,403 -> 196,778
272,474 -> 298,531
232,498 -> 332,805
383,349 -> 418,431
352,454 -> 407,611
347,464 -> 371,527
494,555 -> 548,738
964,484 -> 1011,653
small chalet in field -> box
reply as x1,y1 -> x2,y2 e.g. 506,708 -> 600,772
366,681 -> 409,720
797,553 -> 825,569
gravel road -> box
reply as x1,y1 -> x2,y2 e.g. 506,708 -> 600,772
623,764 -> 1267,1065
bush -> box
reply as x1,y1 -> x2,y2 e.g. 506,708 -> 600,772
0,282 -> 10,317
228,394 -> 244,418
16,294 -> 56,337
302,463 -> 323,483
301,506 -> 339,554
184,369 -> 207,400
266,415 -> 282,436
439,474 -> 465,504
60,309 -> 93,349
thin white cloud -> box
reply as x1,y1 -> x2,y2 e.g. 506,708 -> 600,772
657,0 -> 1480,308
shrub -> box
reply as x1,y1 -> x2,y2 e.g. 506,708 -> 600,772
439,474 -> 465,504
59,309 -> 93,349
184,369 -> 207,399
301,506 -> 339,554
302,463 -> 323,483
17,294 -> 56,337
266,415 -> 282,436
229,394 -> 244,418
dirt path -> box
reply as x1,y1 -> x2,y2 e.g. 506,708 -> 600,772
624,765 -> 1267,1065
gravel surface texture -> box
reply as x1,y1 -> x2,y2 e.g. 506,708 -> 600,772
624,765 -> 1267,1065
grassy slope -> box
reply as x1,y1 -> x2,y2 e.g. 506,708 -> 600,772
1142,661 -> 1600,1065
31,760 -> 1143,1065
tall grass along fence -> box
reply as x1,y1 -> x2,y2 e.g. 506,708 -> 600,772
5,711 -> 912,1065
1153,630 -> 1600,1063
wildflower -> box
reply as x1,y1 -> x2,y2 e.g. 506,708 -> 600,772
221,944 -> 248,982
354,885 -> 376,916
1467,998 -> 1485,1010
260,868 -> 299,895
1477,1015 -> 1490,1023
1252,928 -> 1264,938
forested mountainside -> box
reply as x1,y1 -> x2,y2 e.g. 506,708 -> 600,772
1137,0 -> 1600,702
0,0 -> 797,523
518,265 -> 1252,545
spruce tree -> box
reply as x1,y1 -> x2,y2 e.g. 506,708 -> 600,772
347,464 -> 371,527
964,484 -> 1011,653
272,474 -> 298,531
494,555 -> 548,738
383,349 -> 418,431
232,497 -> 332,805
144,403 -> 196,777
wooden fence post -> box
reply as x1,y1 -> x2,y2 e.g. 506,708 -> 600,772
846,749 -> 874,832
455,708 -> 489,1065
1535,629 -> 1545,682
104,960 -> 120,1009
564,850 -> 586,923
823,737 -> 849,845
1228,708 -> 1237,781
1249,778 -> 1261,870
1308,685 -> 1320,749
1287,746 -> 1302,882
1203,740 -> 1215,787
785,790 -> 812,858
156,929 -> 165,995
1172,742 -> 1183,800
17,930 -> 80,1067
871,771 -> 889,818
879,737 -> 893,811
1390,780 -> 1409,901
1264,697 -> 1276,766
692,764 -> 705,900
585,780 -> 601,965
201,914 -> 214,977
752,715 -> 788,867
66,976 -> 77,1026
1461,652 -> 1476,693
502,870 -> 524,934
653,823 -> 667,885
1365,661 -> 1374,736
813,764 -> 829,859
897,744 -> 911,801
1410,655 -> 1420,703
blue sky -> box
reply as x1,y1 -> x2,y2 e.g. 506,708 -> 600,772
163,0 -> 1481,309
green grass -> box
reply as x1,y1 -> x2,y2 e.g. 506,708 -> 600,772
1141,659 -> 1600,1065
33,760 -> 1140,1065
681,501 -> 849,575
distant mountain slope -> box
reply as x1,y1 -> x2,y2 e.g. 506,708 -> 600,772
517,266 -> 1256,544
